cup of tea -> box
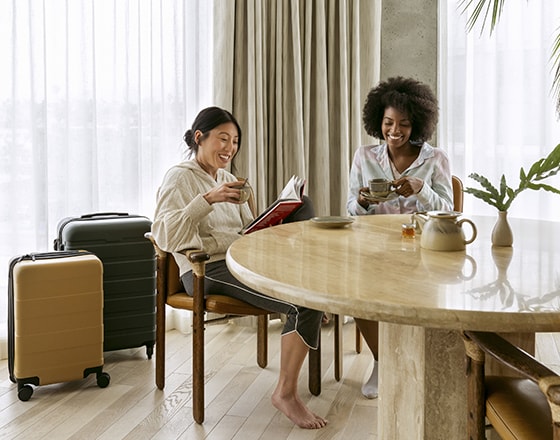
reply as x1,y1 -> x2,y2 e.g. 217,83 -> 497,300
234,179 -> 251,202
368,178 -> 394,197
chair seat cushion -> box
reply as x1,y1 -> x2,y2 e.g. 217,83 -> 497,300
486,376 -> 552,440
167,292 -> 269,316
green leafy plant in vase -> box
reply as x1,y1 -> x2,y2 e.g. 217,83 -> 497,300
464,143 -> 560,246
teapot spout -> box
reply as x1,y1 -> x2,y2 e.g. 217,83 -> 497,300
412,211 -> 428,233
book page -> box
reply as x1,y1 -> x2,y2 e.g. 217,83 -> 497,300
277,175 -> 305,201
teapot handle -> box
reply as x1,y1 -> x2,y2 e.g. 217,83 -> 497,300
458,218 -> 477,245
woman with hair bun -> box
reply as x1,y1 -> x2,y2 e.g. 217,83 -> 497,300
152,106 -> 327,429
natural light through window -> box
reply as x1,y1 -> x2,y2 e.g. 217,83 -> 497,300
0,0 -> 213,359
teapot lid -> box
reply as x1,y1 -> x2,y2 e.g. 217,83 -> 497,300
426,210 -> 462,219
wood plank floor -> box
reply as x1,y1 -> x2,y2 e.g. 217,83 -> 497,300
0,319 -> 377,440
0,320 -> 557,440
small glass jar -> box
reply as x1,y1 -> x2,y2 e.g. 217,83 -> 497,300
401,223 -> 416,239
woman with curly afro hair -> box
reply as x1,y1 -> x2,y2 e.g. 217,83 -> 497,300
347,77 -> 454,400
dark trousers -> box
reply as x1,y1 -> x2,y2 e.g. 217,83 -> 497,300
181,196 -> 322,349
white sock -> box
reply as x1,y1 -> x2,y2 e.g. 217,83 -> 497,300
361,360 -> 379,399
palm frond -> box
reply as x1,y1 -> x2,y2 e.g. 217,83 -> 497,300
459,0 -> 506,35
551,26 -> 560,115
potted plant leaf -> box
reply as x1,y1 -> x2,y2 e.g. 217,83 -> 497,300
464,143 -> 560,245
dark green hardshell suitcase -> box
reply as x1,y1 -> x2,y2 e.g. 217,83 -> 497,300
54,212 -> 156,358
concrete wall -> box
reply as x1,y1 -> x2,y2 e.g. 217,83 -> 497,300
380,0 -> 438,105
380,0 -> 438,146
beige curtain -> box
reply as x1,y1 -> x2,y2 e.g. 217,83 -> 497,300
213,0 -> 381,216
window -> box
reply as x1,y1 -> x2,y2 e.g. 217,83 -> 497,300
0,0 -> 213,358
439,2 -> 560,219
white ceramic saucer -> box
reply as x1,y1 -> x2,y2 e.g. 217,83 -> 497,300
360,190 -> 399,203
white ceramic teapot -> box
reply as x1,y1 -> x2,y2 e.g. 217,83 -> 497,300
412,211 -> 477,251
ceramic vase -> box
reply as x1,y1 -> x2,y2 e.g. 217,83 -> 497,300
491,211 -> 513,247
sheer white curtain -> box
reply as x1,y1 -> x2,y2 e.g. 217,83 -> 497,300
439,2 -> 560,220
0,0 -> 213,357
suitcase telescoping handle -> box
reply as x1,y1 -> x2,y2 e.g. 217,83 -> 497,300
81,212 -> 129,218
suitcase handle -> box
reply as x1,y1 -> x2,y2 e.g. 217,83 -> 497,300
80,212 -> 129,219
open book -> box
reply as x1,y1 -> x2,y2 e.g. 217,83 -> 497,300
241,175 -> 305,235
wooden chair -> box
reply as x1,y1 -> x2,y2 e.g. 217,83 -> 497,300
146,187 -> 321,424
463,330 -> 560,440
451,175 -> 464,214
331,175 -> 465,381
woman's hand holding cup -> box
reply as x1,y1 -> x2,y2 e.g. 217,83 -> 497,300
368,178 -> 395,197
203,179 -> 251,205
393,176 -> 424,198
232,178 -> 251,203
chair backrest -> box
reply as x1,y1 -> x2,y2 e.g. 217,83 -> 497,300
463,331 -> 559,439
147,237 -> 182,298
452,175 -> 463,212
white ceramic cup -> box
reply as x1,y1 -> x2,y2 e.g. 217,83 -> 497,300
368,178 -> 394,197
234,180 -> 251,202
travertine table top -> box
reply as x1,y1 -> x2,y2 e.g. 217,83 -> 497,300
226,214 -> 560,331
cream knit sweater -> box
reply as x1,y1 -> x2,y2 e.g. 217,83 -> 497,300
152,160 -> 254,276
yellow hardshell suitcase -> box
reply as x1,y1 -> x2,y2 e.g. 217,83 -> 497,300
7,251 -> 110,401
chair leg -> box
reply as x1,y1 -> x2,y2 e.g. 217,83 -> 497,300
334,314 -> 343,381
355,325 -> 362,353
155,272 -> 166,390
192,267 -> 206,424
155,314 -> 166,390
257,315 -> 268,368
463,334 -> 486,440
308,331 -> 321,396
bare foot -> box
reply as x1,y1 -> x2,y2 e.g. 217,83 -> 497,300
271,391 -> 327,429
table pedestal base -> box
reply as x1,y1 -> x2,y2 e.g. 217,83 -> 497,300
379,323 -> 466,439
378,323 -> 536,439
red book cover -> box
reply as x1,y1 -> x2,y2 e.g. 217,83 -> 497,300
241,175 -> 305,235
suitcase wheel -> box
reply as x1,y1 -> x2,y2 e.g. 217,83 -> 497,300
146,344 -> 154,360
17,385 -> 33,402
97,372 -> 110,388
